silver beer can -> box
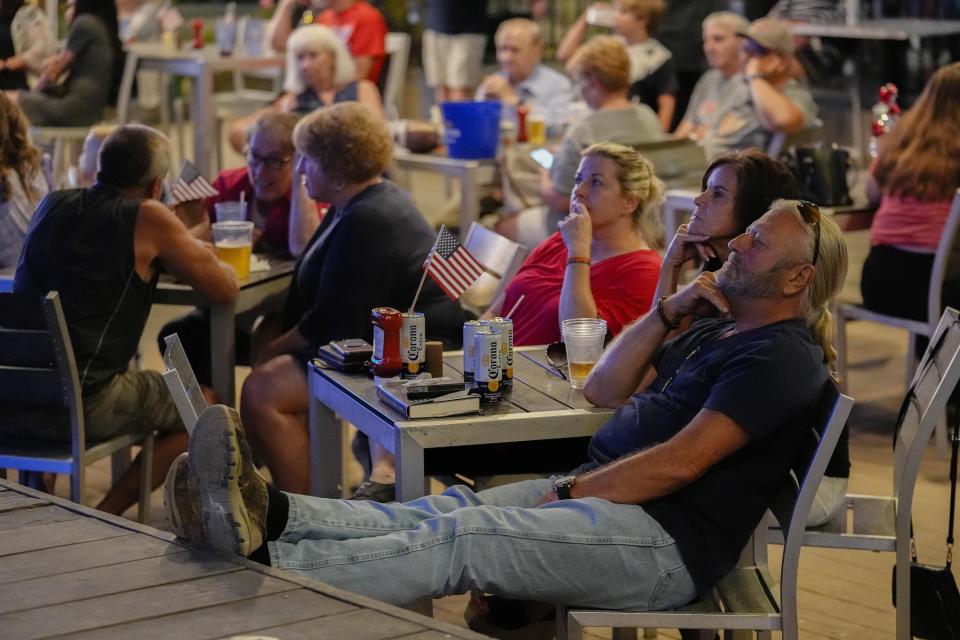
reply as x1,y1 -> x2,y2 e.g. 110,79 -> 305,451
486,317 -> 514,390
474,327 -> 502,402
462,320 -> 481,383
400,312 -> 425,378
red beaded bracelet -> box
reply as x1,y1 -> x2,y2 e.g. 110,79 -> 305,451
566,256 -> 591,266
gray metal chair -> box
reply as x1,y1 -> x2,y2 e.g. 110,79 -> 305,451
460,222 -> 529,316
835,189 -> 960,455
771,306 -> 960,640
0,291 -> 154,521
557,382 -> 855,640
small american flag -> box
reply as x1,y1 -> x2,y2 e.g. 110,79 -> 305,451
425,226 -> 484,300
169,160 -> 218,205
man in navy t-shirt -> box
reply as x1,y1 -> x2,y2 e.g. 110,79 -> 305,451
165,201 -> 848,612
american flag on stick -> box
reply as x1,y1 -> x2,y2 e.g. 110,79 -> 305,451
169,160 -> 218,205
424,226 -> 484,300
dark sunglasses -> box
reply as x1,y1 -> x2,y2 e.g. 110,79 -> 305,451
743,39 -> 770,57
796,200 -> 821,266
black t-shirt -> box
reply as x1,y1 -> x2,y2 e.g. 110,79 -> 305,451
281,181 -> 464,348
425,0 -> 488,35
628,56 -> 678,113
588,317 -> 829,594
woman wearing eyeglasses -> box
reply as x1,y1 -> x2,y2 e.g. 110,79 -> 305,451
227,23 -> 384,153
206,111 -> 321,257
159,111 -> 323,391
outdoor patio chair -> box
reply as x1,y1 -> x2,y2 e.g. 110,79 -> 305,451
0,291 -> 154,522
459,222 -> 528,316
557,381 -> 855,640
770,306 -> 960,640
835,189 -> 960,455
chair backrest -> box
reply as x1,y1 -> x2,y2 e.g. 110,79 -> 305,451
769,382 -> 854,631
0,292 -> 84,457
925,190 -> 960,327
382,32 -> 411,121
893,307 -> 960,502
161,333 -> 207,436
460,222 -> 529,313
231,17 -> 283,92
632,138 -> 707,190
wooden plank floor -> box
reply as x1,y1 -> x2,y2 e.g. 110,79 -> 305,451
0,480 -> 487,640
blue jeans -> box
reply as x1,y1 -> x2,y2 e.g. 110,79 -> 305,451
269,478 -> 697,609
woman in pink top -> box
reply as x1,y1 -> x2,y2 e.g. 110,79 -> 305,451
861,62 -> 960,321
489,142 -> 664,346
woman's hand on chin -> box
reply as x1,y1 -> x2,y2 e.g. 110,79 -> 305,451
559,201 -> 593,258
663,223 -> 713,269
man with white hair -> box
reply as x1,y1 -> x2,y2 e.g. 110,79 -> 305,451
476,18 -> 573,137
164,200 -> 849,617
675,14 -> 817,155
11,125 -> 238,517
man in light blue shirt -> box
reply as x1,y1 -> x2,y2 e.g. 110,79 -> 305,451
476,18 -> 573,137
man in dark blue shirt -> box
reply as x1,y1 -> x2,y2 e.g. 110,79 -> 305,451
165,200 -> 848,611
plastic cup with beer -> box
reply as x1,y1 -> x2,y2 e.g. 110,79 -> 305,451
214,201 -> 247,222
561,317 -> 607,389
212,221 -> 253,279
528,114 -> 546,146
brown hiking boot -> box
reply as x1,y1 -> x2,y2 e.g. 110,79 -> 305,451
164,405 -> 268,556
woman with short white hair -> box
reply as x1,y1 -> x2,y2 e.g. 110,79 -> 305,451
228,24 -> 384,152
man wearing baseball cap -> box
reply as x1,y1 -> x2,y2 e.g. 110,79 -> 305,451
733,17 -> 818,152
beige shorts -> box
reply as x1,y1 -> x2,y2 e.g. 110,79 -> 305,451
423,30 -> 487,90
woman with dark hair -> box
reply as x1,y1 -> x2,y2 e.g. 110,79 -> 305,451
0,90 -> 46,266
9,0 -> 122,126
861,62 -> 960,321
653,148 -> 798,301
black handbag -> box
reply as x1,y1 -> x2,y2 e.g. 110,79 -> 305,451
781,144 -> 854,207
893,405 -> 960,640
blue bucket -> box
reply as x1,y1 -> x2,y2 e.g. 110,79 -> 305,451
441,101 -> 502,160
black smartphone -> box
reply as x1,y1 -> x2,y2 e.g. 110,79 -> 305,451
330,338 -> 373,358
406,383 -> 467,400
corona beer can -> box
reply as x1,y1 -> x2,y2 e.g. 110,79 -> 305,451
400,312 -> 425,378
462,320 -> 481,383
484,317 -> 514,390
473,328 -> 502,402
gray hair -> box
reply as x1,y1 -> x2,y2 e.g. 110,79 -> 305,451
495,18 -> 541,46
702,11 -> 749,34
283,24 -> 356,93
96,124 -> 172,190
245,110 -> 299,154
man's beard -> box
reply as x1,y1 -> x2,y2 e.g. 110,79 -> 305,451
716,257 -> 784,300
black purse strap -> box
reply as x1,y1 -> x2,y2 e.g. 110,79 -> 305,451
896,323 -> 960,567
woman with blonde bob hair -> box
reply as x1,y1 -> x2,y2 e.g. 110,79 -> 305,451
239,102 -> 465,496
228,24 -> 384,152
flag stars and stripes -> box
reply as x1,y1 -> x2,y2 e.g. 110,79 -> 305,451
425,226 -> 484,300
169,160 -> 218,205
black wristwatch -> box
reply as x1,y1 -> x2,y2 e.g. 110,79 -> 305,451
553,475 -> 577,500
